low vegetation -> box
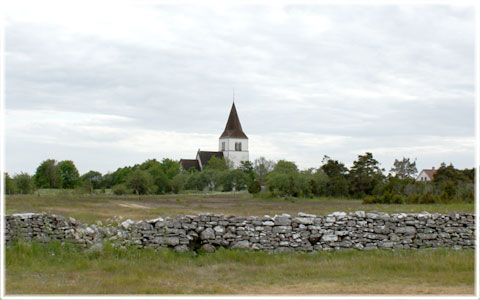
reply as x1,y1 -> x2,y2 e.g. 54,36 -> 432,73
6,241 -> 475,295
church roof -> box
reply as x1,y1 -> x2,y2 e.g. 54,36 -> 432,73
197,151 -> 224,168
220,102 -> 248,139
180,159 -> 200,172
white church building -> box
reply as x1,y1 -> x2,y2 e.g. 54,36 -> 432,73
180,102 -> 249,171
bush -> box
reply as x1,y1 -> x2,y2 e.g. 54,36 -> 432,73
419,193 -> 436,204
391,194 -> 404,204
112,184 -> 128,195
405,194 -> 420,204
362,195 -> 377,204
248,180 -> 261,194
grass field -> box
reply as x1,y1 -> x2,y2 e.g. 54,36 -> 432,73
6,241 -> 475,295
5,192 -> 475,224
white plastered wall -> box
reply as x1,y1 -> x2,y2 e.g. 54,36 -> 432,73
219,138 -> 249,168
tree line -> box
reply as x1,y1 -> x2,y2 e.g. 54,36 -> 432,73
4,153 -> 474,204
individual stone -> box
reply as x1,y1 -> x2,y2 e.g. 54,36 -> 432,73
272,226 -> 290,233
201,244 -> 216,253
174,245 -> 189,252
121,219 -> 134,229
200,228 -> 215,240
231,240 -> 250,249
293,217 -> 314,225
165,237 -> 180,246
354,211 -> 366,218
275,246 -> 293,253
379,241 -> 394,248
395,226 -> 416,234
298,212 -> 316,218
322,234 -> 338,242
214,226 -> 225,233
331,212 -> 347,218
274,216 -> 291,226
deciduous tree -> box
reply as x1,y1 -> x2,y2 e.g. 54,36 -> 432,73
126,170 -> 155,195
14,172 -> 34,194
34,159 -> 62,188
58,160 -> 81,189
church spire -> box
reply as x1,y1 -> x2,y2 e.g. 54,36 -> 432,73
220,102 -> 248,139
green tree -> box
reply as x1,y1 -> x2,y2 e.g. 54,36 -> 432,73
185,171 -> 209,191
58,160 -> 81,189
160,158 -> 180,179
171,172 -> 189,194
230,169 -> 249,191
265,172 -> 290,195
80,171 -> 103,190
239,161 -> 256,180
348,152 -> 385,197
321,155 -> 348,178
14,173 -> 34,194
320,156 -> 349,197
126,170 -> 156,195
201,169 -> 218,191
433,163 -> 469,183
110,166 -> 134,186
145,163 -> 171,194
273,160 -> 298,174
4,173 -> 17,194
34,159 -> 62,188
204,156 -> 229,171
390,157 -> 417,179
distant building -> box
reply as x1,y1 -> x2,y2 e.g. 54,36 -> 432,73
415,167 -> 437,182
180,102 -> 249,171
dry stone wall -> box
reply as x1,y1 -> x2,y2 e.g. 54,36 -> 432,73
5,212 -> 475,252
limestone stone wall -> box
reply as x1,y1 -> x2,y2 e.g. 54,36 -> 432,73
5,211 -> 475,252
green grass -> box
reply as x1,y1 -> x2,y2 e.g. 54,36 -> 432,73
6,192 -> 474,224
6,241 -> 475,295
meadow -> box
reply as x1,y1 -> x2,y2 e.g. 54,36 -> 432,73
4,191 -> 476,295
6,241 -> 475,295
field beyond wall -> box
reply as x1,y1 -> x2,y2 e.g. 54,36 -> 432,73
5,191 -> 475,224
4,192 -> 476,295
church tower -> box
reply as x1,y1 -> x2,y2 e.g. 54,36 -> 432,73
219,102 -> 249,168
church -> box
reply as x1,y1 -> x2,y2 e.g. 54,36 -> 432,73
180,102 -> 249,171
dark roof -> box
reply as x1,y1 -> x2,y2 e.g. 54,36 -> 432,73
220,102 -> 248,139
180,159 -> 200,172
197,151 -> 224,167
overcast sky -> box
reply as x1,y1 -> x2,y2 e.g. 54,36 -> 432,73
3,1 -> 476,176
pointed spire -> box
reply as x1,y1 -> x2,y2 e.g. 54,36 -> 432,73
220,102 -> 248,139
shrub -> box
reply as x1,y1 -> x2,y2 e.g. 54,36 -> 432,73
419,192 -> 436,204
405,194 -> 420,204
391,194 -> 404,204
112,184 -> 128,195
362,195 -> 377,204
248,180 -> 261,194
